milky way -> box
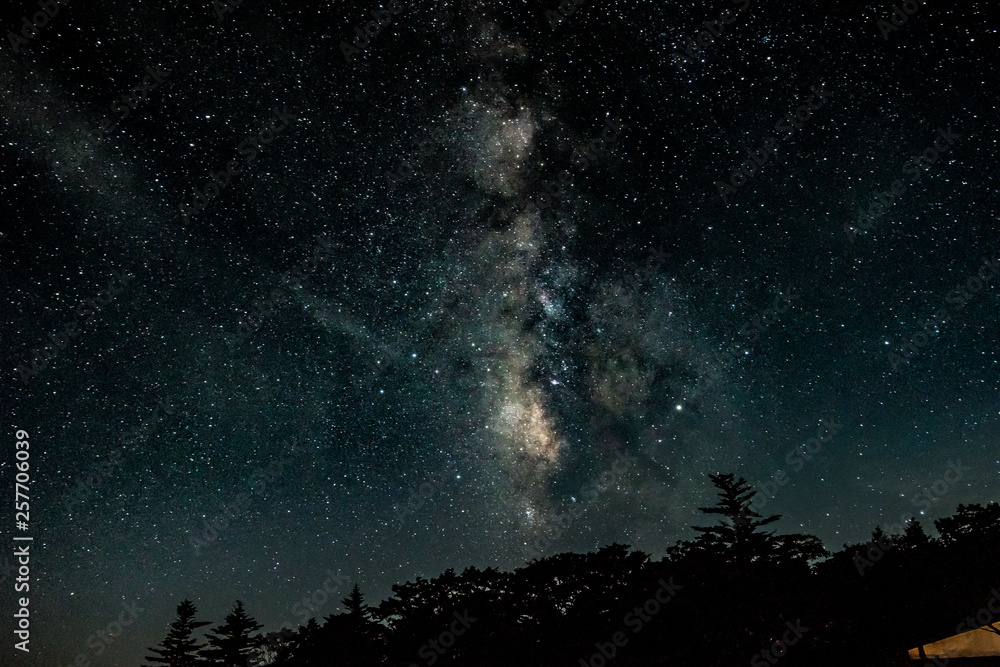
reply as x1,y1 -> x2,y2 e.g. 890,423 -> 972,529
2,1 -> 998,665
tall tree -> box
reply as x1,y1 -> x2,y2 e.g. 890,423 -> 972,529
144,599 -> 211,667
324,584 -> 384,666
340,583 -> 372,620
692,472 -> 781,564
201,600 -> 265,666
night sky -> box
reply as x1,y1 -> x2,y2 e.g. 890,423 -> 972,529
1,0 -> 998,664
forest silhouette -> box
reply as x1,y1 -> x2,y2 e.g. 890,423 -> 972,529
145,474 -> 1000,666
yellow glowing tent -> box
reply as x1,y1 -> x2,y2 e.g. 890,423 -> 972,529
908,624 -> 1000,661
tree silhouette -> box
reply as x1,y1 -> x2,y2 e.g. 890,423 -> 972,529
201,600 -> 264,666
264,585 -> 386,667
326,584 -> 382,665
156,475 -> 1000,667
144,599 -> 211,667
692,473 -> 781,564
900,519 -> 931,550
935,502 -> 1000,547
269,618 -> 321,667
340,583 -> 372,620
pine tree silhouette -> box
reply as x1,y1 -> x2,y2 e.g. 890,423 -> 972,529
340,583 -> 372,620
144,599 -> 211,666
201,600 -> 265,666
692,472 -> 780,564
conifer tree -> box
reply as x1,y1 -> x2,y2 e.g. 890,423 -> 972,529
693,473 -> 781,564
201,600 -> 264,666
341,583 -> 372,620
144,599 -> 211,667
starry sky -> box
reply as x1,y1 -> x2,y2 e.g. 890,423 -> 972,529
1,0 -> 998,664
